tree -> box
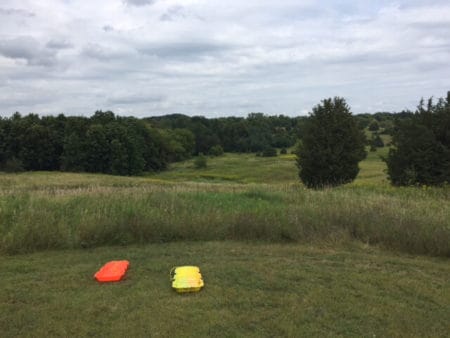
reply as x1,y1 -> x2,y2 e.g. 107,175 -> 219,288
368,120 -> 380,131
85,124 -> 110,173
370,133 -> 384,150
296,97 -> 367,188
19,124 -> 57,170
209,145 -> 224,156
385,93 -> 450,186
61,132 -> 86,171
110,139 -> 129,175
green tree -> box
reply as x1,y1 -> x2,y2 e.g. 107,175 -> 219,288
385,93 -> 450,186
19,124 -> 57,170
110,139 -> 129,175
85,124 -> 110,173
61,132 -> 86,171
371,133 -> 384,149
209,145 -> 224,156
296,97 -> 367,188
368,120 -> 380,131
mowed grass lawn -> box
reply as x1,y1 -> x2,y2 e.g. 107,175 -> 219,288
2,242 -> 449,337
1,148 -> 450,336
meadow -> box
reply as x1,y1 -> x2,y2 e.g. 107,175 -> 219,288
1,148 -> 449,256
1,148 -> 450,336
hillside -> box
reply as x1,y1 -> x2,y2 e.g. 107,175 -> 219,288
1,149 -> 449,336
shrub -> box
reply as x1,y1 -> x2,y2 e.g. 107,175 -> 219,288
296,97 -> 367,188
194,153 -> 207,169
209,145 -> 224,156
280,148 -> 287,154
262,147 -> 277,157
371,133 -> 384,148
385,94 -> 450,186
368,120 -> 380,131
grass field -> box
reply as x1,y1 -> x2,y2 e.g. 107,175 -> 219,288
1,148 -> 449,256
1,242 -> 449,337
1,148 -> 450,336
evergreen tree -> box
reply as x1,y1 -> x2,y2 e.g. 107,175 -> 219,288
385,93 -> 450,185
296,97 -> 366,188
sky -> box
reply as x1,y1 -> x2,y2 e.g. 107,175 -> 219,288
0,0 -> 449,117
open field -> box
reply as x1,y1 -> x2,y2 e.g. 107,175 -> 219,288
1,148 -> 449,256
1,242 -> 449,337
1,149 -> 450,336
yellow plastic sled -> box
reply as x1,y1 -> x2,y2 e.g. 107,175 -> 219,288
170,266 -> 204,293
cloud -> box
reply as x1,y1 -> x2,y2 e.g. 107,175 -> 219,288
82,43 -> 132,61
123,0 -> 156,7
138,41 -> 232,61
0,8 -> 35,17
107,93 -> 165,105
160,6 -> 186,22
0,36 -> 57,66
103,25 -> 114,32
0,0 -> 449,116
46,39 -> 73,50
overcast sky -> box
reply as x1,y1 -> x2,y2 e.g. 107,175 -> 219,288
0,0 -> 449,117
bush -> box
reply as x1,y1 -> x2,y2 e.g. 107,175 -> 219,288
280,148 -> 287,154
262,147 -> 277,157
209,145 -> 224,156
296,97 -> 367,188
385,94 -> 450,186
371,133 -> 384,149
368,120 -> 380,131
194,153 -> 207,169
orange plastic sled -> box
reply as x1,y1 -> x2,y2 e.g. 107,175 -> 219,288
94,260 -> 130,282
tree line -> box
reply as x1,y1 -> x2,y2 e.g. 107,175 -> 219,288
1,92 -> 448,187
145,113 -> 304,154
0,111 -> 304,175
0,111 -> 195,175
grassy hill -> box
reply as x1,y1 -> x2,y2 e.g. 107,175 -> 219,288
1,148 -> 449,336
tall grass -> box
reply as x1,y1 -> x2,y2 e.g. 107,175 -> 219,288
1,178 -> 449,256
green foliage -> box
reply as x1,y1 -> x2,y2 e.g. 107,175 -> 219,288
262,146 -> 277,157
280,147 -> 287,154
296,97 -> 367,188
368,120 -> 380,131
147,113 -> 302,153
209,144 -> 224,156
1,157 -> 24,172
194,153 -> 207,169
386,93 -> 450,186
370,133 -> 384,149
61,132 -> 85,171
0,112 -> 168,176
